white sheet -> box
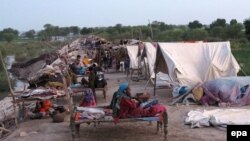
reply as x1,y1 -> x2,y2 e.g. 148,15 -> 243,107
185,109 -> 250,128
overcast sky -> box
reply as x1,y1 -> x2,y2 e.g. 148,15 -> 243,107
1,0 -> 250,31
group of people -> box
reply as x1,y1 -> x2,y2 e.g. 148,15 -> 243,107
27,50 -> 166,121
70,55 -> 91,76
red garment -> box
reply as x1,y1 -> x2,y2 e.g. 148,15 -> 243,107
39,100 -> 52,113
118,97 -> 166,118
149,104 -> 167,115
79,95 -> 96,107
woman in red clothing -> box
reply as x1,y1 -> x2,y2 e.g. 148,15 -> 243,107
111,82 -> 166,119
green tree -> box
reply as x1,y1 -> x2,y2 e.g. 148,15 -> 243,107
184,29 -> 208,41
0,31 -> 3,41
43,24 -> 55,39
230,19 -> 238,25
225,23 -> 244,40
188,20 -> 203,29
37,30 -> 47,41
157,29 -> 185,41
115,24 -> 122,33
244,18 -> 250,40
3,33 -> 16,42
24,29 -> 36,39
210,18 -> 227,28
1,28 -> 19,42
210,26 -> 226,39
69,26 -> 80,35
58,27 -> 70,36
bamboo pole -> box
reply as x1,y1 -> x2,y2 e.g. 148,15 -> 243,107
0,50 -> 18,127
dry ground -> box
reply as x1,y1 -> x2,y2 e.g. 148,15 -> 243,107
5,71 -> 229,141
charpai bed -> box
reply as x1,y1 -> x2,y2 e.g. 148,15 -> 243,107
68,88 -> 168,141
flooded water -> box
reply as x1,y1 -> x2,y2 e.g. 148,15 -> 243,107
5,55 -> 27,91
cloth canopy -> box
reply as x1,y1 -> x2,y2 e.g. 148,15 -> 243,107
126,45 -> 139,69
156,41 -> 240,88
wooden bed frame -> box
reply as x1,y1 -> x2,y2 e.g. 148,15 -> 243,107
68,88 -> 168,141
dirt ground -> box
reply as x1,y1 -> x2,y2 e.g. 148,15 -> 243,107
5,71 -> 228,141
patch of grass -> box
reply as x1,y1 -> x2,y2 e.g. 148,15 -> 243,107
232,49 -> 250,76
231,41 -> 250,75
0,66 -> 10,97
0,41 -> 65,62
0,40 -> 67,94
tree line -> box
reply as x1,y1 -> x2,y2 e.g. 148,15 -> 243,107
1,18 -> 250,43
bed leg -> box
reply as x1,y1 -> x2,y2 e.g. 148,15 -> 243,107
163,112 -> 168,141
157,121 -> 160,134
71,125 -> 75,140
75,124 -> 80,137
70,118 -> 75,140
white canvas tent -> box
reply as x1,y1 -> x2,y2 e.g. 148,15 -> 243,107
155,41 -> 240,89
144,42 -> 157,78
144,42 -> 175,88
126,45 -> 139,69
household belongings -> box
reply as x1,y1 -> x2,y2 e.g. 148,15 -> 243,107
74,107 -> 105,120
49,105 -> 67,123
19,88 -> 65,99
198,77 -> 250,107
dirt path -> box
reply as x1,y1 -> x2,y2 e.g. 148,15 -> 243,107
5,71 -> 228,141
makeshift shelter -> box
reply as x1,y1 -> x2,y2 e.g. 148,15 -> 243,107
126,45 -> 139,69
144,42 -> 157,78
154,41 -> 240,90
126,44 -> 149,80
10,53 -> 58,81
143,42 -> 173,89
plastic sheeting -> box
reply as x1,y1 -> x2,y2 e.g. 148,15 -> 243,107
185,109 -> 250,128
201,77 -> 250,106
158,42 -> 240,88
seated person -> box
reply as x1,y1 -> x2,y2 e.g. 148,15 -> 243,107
70,55 -> 84,75
81,67 -> 97,100
28,99 -> 52,119
92,64 -> 107,88
82,55 -> 90,66
79,89 -> 96,107
110,82 -> 166,119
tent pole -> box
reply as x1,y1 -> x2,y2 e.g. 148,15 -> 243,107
153,46 -> 158,96
0,50 -> 18,127
154,68 -> 157,96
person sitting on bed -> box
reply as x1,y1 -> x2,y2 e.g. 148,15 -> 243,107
110,82 -> 166,119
